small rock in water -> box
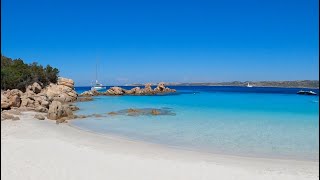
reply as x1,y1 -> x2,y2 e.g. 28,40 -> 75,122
108,112 -> 118,116
127,108 -> 140,113
93,114 -> 103,117
115,107 -> 176,116
77,96 -> 93,102
77,115 -> 87,118
151,109 -> 161,115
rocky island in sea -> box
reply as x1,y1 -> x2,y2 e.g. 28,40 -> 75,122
79,82 -> 176,96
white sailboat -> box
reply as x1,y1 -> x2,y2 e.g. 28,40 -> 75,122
91,63 -> 106,91
246,82 -> 253,87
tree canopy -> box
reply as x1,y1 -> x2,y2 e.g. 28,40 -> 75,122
1,55 -> 59,91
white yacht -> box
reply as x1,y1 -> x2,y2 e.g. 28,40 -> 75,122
91,63 -> 106,91
246,82 -> 253,87
91,80 -> 106,91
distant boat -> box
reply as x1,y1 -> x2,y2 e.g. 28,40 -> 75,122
91,63 -> 106,91
246,83 -> 253,88
91,80 -> 106,91
297,90 -> 317,95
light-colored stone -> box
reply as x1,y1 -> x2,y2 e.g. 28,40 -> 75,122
32,82 -> 42,94
57,77 -> 75,88
35,106 -> 48,113
47,101 -> 63,120
34,114 -> 45,120
10,95 -> 21,107
1,101 -> 11,109
106,87 -> 126,95
44,83 -> 77,103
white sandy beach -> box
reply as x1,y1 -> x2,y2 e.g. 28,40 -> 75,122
1,111 -> 319,180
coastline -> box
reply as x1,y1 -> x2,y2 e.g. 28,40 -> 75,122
69,120 -> 319,162
2,111 -> 319,180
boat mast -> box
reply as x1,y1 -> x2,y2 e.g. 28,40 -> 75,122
95,60 -> 99,84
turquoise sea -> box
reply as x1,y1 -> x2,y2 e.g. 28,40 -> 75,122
72,86 -> 319,161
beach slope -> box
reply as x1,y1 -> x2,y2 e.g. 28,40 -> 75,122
1,112 -> 318,180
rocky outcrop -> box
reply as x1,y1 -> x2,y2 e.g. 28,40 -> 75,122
78,82 -> 176,97
125,87 -> 142,95
47,101 -> 75,122
42,80 -> 77,103
47,101 -> 79,123
1,89 -> 23,110
79,89 -> 102,97
1,77 -> 78,112
106,87 -> 126,95
105,83 -> 176,96
154,82 -> 165,91
1,77 -> 82,122
57,77 -> 75,88
79,91 -> 94,96
143,83 -> 153,93
153,82 -> 175,93
47,101 -> 63,120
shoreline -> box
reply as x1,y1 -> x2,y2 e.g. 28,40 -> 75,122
69,120 -> 319,162
2,111 -> 319,180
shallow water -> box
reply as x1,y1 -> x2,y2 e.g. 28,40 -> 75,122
72,86 -> 319,161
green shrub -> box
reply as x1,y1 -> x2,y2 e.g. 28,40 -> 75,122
1,55 -> 59,92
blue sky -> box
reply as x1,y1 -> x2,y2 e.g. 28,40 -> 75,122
1,0 -> 319,86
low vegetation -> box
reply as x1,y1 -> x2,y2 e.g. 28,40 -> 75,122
1,55 -> 59,91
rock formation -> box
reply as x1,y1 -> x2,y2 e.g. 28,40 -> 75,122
1,77 -> 81,122
47,101 -> 75,122
79,82 -> 176,97
107,107 -> 176,116
106,87 -> 126,95
1,89 -> 23,110
42,77 -> 77,103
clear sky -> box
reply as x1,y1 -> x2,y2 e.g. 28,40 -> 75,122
1,0 -> 319,86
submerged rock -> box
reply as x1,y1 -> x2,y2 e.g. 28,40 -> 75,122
114,107 -> 175,116
108,111 -> 118,116
77,96 -> 93,102
151,109 -> 161,115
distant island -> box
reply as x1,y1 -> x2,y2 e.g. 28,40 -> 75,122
130,80 -> 319,89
